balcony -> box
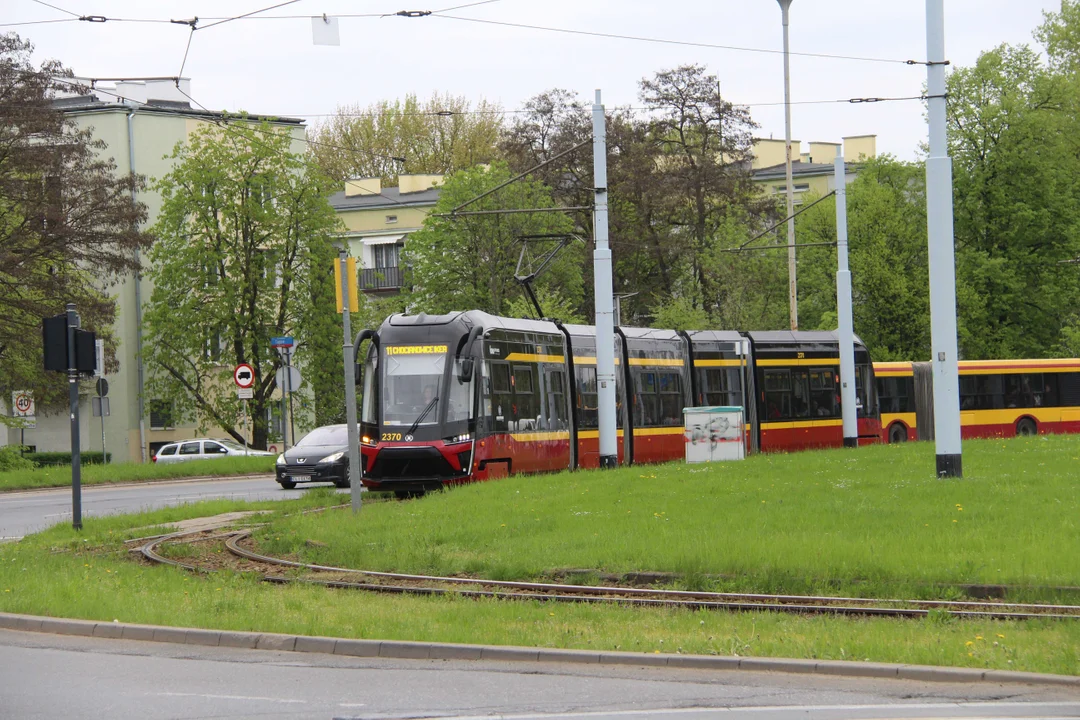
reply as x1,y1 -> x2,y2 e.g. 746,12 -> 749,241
360,266 -> 404,291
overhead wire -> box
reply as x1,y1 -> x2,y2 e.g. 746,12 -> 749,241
427,14 -> 923,66
12,3 -> 928,67
197,0 -> 306,31
28,0 -> 78,17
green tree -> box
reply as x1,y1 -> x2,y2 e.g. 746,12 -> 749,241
143,121 -> 342,448
946,42 -> 1080,358
796,157 -> 931,361
402,162 -> 580,315
0,33 -> 151,419
310,93 -> 504,185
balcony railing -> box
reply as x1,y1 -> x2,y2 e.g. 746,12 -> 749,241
360,266 -> 404,291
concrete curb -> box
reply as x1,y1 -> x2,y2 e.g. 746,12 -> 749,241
2,611 -> 1077,686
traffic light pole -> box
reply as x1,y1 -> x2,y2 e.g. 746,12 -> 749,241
66,303 -> 82,531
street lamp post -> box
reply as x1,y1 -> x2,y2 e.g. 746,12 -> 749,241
777,0 -> 798,331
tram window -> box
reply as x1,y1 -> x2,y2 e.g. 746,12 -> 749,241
576,366 -> 599,429
658,372 -> 683,425
488,361 -> 511,432
791,369 -> 810,418
702,368 -> 740,407
634,370 -> 660,427
809,369 -> 838,417
763,369 -> 791,419
544,369 -> 569,430
447,359 -> 475,422
512,365 -> 539,429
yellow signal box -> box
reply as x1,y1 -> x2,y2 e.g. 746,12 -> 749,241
334,257 -> 359,313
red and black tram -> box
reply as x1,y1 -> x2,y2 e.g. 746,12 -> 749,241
357,311 -> 880,496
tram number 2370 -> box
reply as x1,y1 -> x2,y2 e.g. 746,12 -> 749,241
381,433 -> 403,441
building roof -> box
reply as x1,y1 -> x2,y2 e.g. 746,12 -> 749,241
53,94 -> 304,126
329,186 -> 441,211
752,160 -> 859,182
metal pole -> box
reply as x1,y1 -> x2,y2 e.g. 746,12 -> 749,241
778,0 -> 798,331
243,399 -> 248,456
593,89 -> 618,469
340,250 -> 362,512
834,146 -> 858,448
66,303 -> 82,531
99,389 -> 107,462
287,348 -> 296,450
280,356 -> 289,451
925,0 -> 962,477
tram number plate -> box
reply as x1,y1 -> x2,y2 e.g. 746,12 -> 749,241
381,432 -> 402,441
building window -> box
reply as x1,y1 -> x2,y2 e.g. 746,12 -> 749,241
385,214 -> 398,224
774,183 -> 811,194
373,243 -> 400,269
149,399 -> 174,430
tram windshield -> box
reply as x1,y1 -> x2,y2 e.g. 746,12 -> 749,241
382,350 -> 445,427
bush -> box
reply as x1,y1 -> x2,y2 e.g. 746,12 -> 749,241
23,451 -> 111,467
0,445 -> 35,472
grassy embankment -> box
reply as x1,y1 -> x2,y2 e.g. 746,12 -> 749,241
0,456 -> 276,492
0,435 -> 1078,675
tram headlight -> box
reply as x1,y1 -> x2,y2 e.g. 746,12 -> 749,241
447,433 -> 471,444
361,435 -> 373,445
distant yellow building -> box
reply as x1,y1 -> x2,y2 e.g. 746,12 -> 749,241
751,135 -> 877,203
329,175 -> 443,294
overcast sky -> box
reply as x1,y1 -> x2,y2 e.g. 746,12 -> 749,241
7,0 -> 1064,160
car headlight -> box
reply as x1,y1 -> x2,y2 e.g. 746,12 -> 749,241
320,451 -> 344,464
276,454 -> 285,465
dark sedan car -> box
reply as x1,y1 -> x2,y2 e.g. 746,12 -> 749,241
275,424 -> 356,489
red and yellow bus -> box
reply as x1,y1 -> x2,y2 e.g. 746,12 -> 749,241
875,358 -> 1080,442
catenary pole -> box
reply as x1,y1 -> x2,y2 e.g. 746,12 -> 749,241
834,146 -> 858,448
66,303 -> 82,530
340,250 -> 362,512
778,0 -> 798,331
593,89 -> 617,469
925,0 -> 962,477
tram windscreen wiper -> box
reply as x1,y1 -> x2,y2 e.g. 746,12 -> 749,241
405,396 -> 438,436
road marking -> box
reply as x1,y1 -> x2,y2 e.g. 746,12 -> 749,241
43,512 -> 72,518
159,692 -> 305,704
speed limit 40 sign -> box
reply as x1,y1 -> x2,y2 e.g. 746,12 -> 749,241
12,391 -> 35,418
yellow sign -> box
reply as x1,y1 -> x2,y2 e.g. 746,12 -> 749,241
333,257 -> 359,313
386,345 -> 448,356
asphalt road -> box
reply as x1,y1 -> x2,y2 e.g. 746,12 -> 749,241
0,475 -> 345,539
3,629 -> 1078,720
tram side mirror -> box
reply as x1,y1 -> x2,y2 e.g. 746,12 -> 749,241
355,363 -> 364,386
457,358 -> 474,384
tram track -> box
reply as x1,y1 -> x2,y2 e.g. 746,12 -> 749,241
133,526 -> 1080,622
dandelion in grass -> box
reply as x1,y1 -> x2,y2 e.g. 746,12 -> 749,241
997,633 -> 1005,639
965,641 -> 974,646
975,635 -> 983,641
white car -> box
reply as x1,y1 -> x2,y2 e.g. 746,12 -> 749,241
152,438 -> 275,464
